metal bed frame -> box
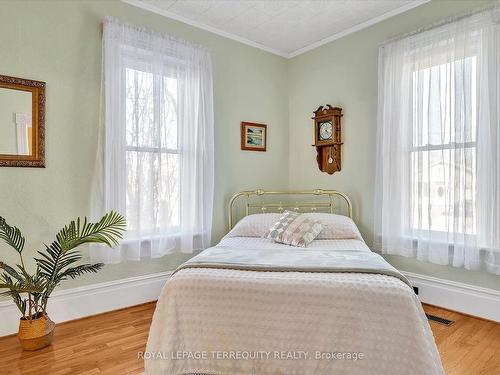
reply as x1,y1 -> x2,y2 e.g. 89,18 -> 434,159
227,189 -> 353,229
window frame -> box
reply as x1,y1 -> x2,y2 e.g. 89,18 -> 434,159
408,57 -> 478,237
122,58 -> 182,236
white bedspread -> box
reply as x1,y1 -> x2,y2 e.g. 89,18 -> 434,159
146,237 -> 443,375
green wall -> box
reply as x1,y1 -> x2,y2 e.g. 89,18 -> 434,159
1,0 -> 499,294
287,0 -> 500,290
0,0 -> 289,290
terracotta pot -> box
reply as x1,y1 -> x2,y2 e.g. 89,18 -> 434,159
18,314 -> 55,351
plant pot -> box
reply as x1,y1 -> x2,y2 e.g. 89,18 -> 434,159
18,314 -> 56,351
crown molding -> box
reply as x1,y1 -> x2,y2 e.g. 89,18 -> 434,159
288,0 -> 431,58
122,0 -> 430,59
121,0 -> 289,58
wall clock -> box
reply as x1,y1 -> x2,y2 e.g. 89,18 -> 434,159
312,105 -> 343,175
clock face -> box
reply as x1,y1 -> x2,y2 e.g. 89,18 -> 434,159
319,121 -> 333,140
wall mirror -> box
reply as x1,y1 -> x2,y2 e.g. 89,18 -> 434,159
0,75 -> 45,167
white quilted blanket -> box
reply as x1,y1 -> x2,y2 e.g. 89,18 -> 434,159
146,238 -> 443,375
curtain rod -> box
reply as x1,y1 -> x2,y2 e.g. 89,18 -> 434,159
380,2 -> 500,47
103,16 -> 209,52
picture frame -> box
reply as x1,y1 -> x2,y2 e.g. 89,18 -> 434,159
241,122 -> 267,152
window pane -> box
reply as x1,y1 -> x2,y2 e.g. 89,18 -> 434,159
126,151 -> 180,233
126,68 -> 155,148
125,68 -> 178,150
411,148 -> 476,234
412,56 -> 477,148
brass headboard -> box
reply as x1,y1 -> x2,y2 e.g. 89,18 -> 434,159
228,189 -> 353,230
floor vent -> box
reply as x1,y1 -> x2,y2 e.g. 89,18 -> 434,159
426,314 -> 454,326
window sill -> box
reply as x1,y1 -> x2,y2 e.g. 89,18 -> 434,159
121,231 -> 205,245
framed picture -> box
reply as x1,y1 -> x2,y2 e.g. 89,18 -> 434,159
241,122 -> 267,152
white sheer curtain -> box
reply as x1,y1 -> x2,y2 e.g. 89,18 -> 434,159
375,8 -> 500,275
91,18 -> 214,263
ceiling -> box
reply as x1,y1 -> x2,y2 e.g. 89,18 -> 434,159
124,0 -> 429,58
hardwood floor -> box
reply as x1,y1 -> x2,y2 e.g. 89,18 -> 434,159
0,302 -> 498,374
0,303 -> 153,375
424,304 -> 500,375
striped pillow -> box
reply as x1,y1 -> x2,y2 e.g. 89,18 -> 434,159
275,215 -> 323,247
263,211 -> 300,240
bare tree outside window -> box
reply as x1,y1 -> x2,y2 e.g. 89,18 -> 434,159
125,68 -> 180,235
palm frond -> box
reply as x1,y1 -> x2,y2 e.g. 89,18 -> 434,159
0,261 -> 24,281
56,211 -> 126,251
58,263 -> 104,280
0,285 -> 39,295
1,211 -> 126,316
0,216 -> 25,254
35,243 -> 67,279
0,274 -> 43,295
58,250 -> 83,269
0,273 -> 24,316
0,284 -> 27,317
35,248 -> 83,282
35,212 -> 125,288
35,243 -> 61,279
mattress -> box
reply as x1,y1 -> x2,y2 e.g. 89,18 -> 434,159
146,236 -> 443,375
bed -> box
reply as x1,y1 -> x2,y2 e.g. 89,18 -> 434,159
146,189 -> 443,375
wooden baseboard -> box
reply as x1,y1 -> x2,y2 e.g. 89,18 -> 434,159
404,271 -> 500,322
0,272 -> 170,337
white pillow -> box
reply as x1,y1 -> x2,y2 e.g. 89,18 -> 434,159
225,213 -> 363,242
301,213 -> 363,241
226,213 -> 282,238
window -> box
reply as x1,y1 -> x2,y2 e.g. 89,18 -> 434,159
375,8 -> 500,273
125,68 -> 180,234
410,57 -> 477,235
92,19 -> 214,263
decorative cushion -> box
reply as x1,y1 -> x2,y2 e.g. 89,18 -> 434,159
263,211 -> 300,240
274,214 -> 323,247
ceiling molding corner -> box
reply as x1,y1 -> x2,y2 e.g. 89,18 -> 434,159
121,0 -> 290,58
287,0 -> 431,58
121,0 -> 431,59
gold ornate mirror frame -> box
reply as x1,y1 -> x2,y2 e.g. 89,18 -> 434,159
0,74 -> 45,167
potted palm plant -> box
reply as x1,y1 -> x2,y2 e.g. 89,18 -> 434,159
0,211 -> 126,350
